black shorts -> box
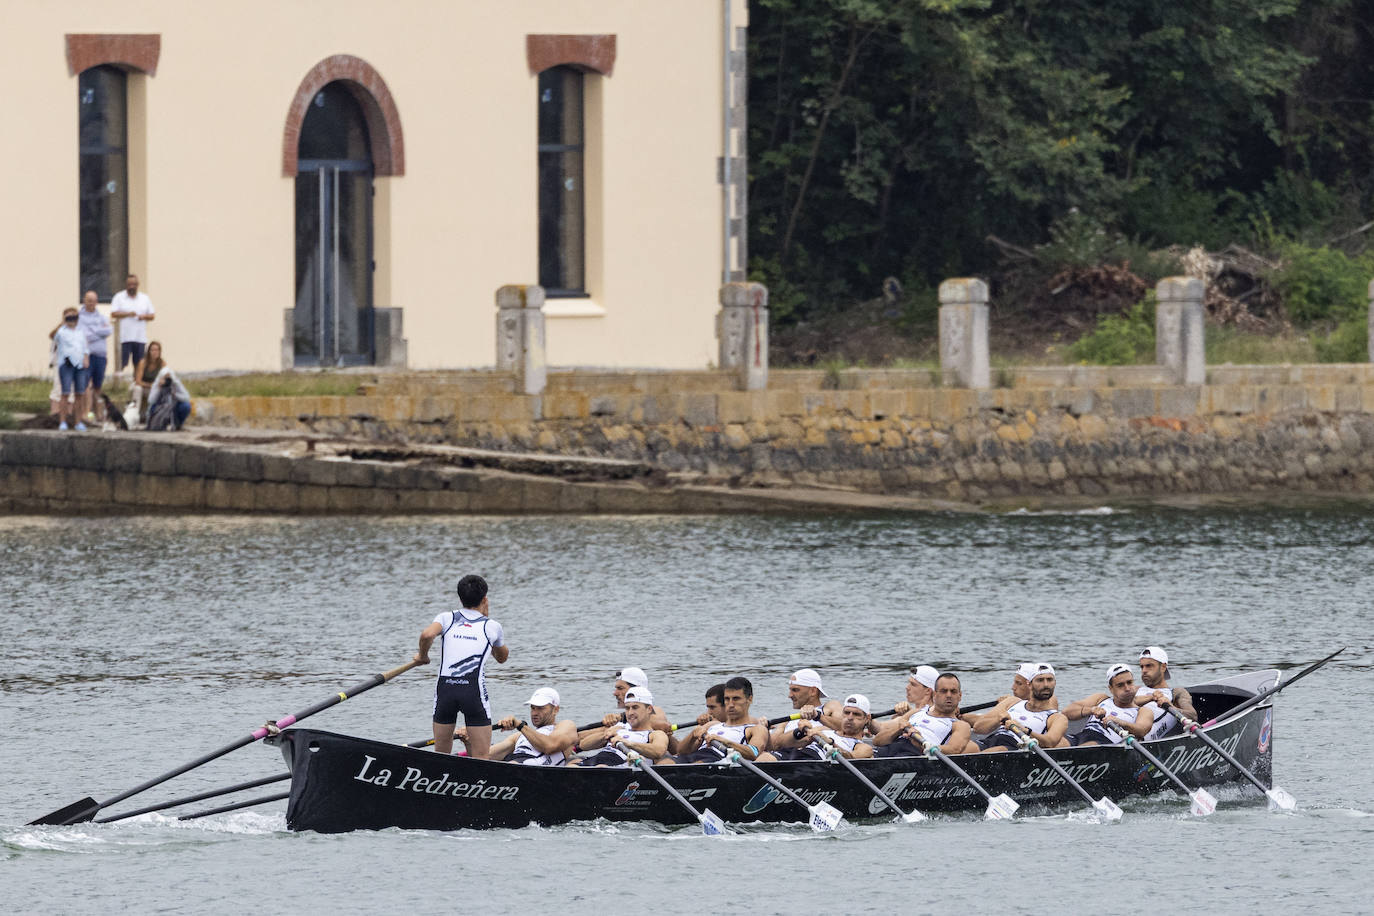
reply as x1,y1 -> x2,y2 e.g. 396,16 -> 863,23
670,747 -> 726,764
432,676 -> 491,727
774,746 -> 822,761
580,749 -> 629,767
120,341 -> 145,370
984,733 -> 1021,751
1073,726 -> 1113,746
875,737 -> 926,758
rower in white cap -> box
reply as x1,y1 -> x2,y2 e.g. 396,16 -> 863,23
578,666 -> 671,746
975,663 -> 1069,752
758,694 -> 875,761
1134,646 -> 1197,739
1065,664 -> 1155,746
569,687 -> 668,766
765,668 -> 843,759
486,687 -> 578,765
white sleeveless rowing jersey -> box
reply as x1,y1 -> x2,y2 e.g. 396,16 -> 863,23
602,724 -> 654,762
434,608 -> 505,683
1086,697 -> 1140,745
995,700 -> 1056,739
810,729 -> 862,755
907,706 -> 958,748
1137,685 -> 1177,740
702,721 -> 751,757
510,723 -> 566,766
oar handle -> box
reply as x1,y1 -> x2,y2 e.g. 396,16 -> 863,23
925,746 -> 995,804
251,658 -> 423,740
1202,647 -> 1344,726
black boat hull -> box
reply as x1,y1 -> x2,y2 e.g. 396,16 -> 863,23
275,671 -> 1278,833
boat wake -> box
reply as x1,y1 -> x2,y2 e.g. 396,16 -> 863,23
1006,506 -> 1119,517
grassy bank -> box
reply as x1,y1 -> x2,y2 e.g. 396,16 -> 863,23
0,371 -> 365,415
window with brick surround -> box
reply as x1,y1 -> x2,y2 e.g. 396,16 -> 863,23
78,65 -> 128,300
537,66 -> 586,297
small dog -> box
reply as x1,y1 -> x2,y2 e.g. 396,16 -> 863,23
101,393 -> 130,430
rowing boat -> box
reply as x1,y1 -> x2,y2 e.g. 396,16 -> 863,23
270,669 -> 1278,832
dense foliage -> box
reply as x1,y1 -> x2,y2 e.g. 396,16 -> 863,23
748,0 -> 1374,329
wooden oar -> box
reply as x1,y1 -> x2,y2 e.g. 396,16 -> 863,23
817,740 -> 924,823
29,658 -> 422,827
628,753 -> 728,835
723,748 -> 845,832
179,791 -> 290,821
1010,726 -> 1122,821
1102,720 -> 1216,816
1170,707 -> 1296,811
1202,647 -> 1344,726
923,745 -> 1019,820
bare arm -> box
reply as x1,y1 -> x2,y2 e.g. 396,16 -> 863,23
492,644 -> 510,664
1064,693 -> 1108,720
414,621 -> 442,664
1166,687 -> 1197,721
611,729 -> 669,760
971,696 -> 1019,734
1117,707 -> 1154,739
939,720 -> 972,755
519,720 -> 578,756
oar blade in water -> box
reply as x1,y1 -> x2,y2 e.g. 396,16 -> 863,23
985,793 -> 1019,820
1266,787 -> 1297,812
808,801 -> 845,832
900,808 -> 926,824
1093,796 -> 1124,822
28,797 -> 99,827
699,809 -> 728,836
1189,788 -> 1218,817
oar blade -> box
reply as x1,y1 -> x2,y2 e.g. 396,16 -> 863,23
1189,788 -> 1218,817
808,801 -> 845,833
1092,796 -> 1124,822
699,808 -> 729,836
985,793 -> 1020,820
28,797 -> 100,826
900,808 -> 926,824
1266,787 -> 1297,812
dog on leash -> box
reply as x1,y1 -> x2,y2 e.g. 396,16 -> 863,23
101,393 -> 130,430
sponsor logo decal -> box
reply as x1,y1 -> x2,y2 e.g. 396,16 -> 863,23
870,773 -> 917,815
614,781 -> 641,806
743,785 -> 782,813
742,784 -> 837,814
1258,711 -> 1272,753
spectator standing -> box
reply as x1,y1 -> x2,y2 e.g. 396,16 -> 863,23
51,308 -> 91,431
109,273 -> 155,377
145,363 -> 193,431
77,290 -> 112,422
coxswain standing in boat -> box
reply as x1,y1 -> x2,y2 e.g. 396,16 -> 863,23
1135,646 -> 1197,739
1065,663 -> 1155,746
570,688 -> 668,766
661,677 -> 768,764
758,694 -> 875,761
873,672 -> 973,756
414,575 -> 509,759
483,687 -> 578,765
974,664 -> 1069,752
765,669 -> 843,760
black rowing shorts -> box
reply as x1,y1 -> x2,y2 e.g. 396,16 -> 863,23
433,676 -> 491,727
874,737 -> 926,758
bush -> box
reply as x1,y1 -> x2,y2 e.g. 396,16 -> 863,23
1270,242 -> 1374,324
1066,296 -> 1156,365
748,255 -> 807,325
1314,311 -> 1370,363
0,407 -> 15,430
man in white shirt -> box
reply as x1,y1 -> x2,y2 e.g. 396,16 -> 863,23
109,273 -> 155,374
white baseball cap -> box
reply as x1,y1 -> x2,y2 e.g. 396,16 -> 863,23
1106,663 -> 1132,685
789,668 -> 829,697
843,693 -> 871,716
1139,646 -> 1170,666
624,686 -> 655,706
909,665 -> 939,689
1024,663 -> 1055,679
1015,663 -> 1039,681
615,666 -> 649,688
524,687 -> 560,708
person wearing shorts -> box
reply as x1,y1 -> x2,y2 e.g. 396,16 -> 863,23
77,290 -> 112,422
50,308 -> 90,431
414,575 -> 509,759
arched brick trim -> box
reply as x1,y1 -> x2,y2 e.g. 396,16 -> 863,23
526,35 -> 616,76
282,55 -> 405,177
66,34 -> 161,76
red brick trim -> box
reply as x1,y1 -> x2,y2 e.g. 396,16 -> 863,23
282,55 -> 405,177
526,34 -> 616,76
66,34 -> 161,76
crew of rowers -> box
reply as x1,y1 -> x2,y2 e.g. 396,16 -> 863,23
459,646 -> 1196,768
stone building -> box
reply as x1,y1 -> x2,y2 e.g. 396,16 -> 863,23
3,0 -> 749,375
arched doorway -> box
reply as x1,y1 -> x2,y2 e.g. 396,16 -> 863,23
294,82 -> 373,366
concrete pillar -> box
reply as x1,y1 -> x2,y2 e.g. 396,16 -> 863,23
716,281 -> 768,390
281,309 -> 295,370
1155,277 -> 1205,385
496,285 -> 546,395
1368,279 -> 1374,363
938,278 -> 990,389
373,308 -> 408,368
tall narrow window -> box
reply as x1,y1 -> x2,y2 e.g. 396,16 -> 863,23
538,67 -> 585,296
78,65 -> 129,300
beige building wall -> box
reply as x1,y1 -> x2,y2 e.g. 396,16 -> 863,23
1,0 -> 746,377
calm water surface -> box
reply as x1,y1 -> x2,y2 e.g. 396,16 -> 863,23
1,509 -> 1371,914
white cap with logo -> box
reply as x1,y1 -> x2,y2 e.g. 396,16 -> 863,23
624,686 -> 655,706
789,668 -> 829,697
910,665 -> 939,689
843,693 -> 871,716
1139,646 -> 1170,666
616,667 -> 649,688
524,687 -> 560,707
1106,663 -> 1132,684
